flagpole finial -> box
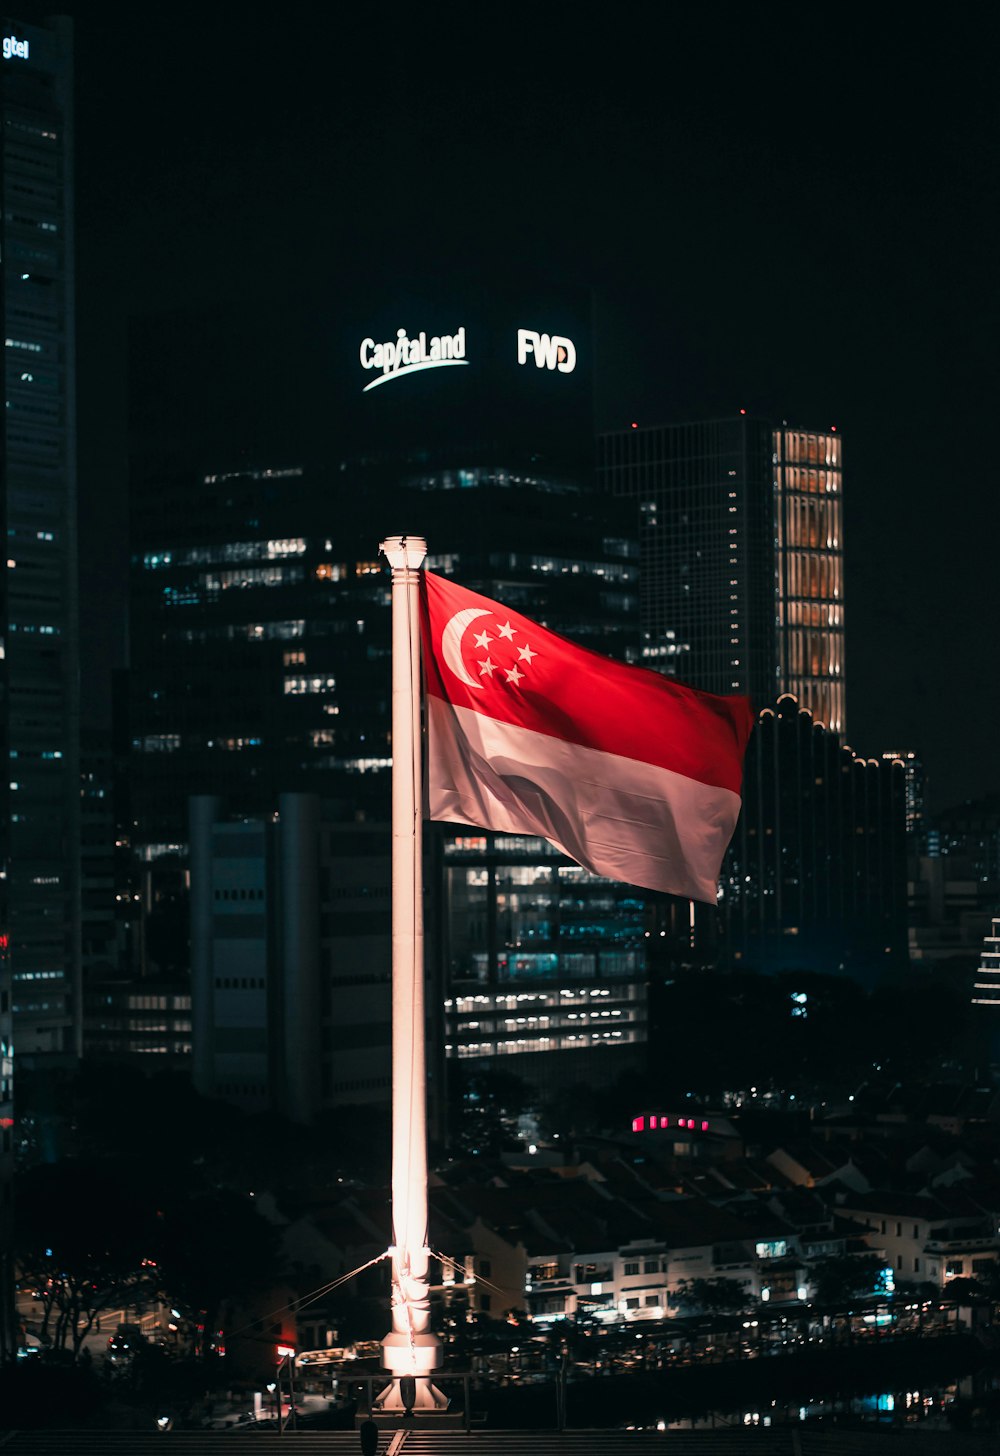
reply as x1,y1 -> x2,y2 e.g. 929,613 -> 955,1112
380,535 -> 427,570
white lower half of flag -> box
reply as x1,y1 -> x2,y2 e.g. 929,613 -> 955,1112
427,697 -> 741,903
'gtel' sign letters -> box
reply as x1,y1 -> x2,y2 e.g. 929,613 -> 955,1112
517,329 -> 576,374
2,35 -> 29,60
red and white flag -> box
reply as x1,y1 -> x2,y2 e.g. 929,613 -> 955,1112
421,572 -> 755,903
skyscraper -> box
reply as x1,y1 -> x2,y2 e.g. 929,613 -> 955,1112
1,14 -> 79,1056
1,9 -> 79,1358
597,416 -> 845,733
127,288 -> 650,1105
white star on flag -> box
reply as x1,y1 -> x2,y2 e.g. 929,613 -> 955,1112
518,644 -> 536,664
505,665 -> 524,685
473,630 -> 492,650
478,657 -> 496,676
496,621 -> 516,640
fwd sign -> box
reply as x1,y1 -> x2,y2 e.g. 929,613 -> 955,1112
516,329 -> 577,374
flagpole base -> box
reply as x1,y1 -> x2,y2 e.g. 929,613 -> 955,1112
375,1331 -> 447,1410
374,1376 -> 449,1411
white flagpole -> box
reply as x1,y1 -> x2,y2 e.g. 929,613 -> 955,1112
377,535 -> 446,1411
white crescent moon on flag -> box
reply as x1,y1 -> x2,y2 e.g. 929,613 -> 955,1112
441,607 -> 491,689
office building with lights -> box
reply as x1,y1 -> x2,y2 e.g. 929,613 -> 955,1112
128,287 -> 650,1108
597,417 -> 846,733
1,9 -> 79,1359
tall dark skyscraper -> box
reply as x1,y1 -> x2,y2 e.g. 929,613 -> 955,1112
1,9 -> 78,1358
1,15 -> 79,1056
127,289 -> 649,1103
597,417 -> 845,734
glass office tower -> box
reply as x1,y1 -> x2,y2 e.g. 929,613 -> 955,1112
1,9 -> 79,1359
597,417 -> 846,734
128,290 -> 650,1104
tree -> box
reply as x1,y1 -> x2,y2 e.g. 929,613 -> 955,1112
809,1253 -> 891,1307
668,1277 -> 749,1315
17,1161 -> 161,1360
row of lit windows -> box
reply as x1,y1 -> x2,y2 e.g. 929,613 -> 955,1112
783,551 -> 843,602
143,538 -> 307,569
284,675 -> 336,696
782,602 -> 844,628
446,986 -> 640,1012
487,551 -> 637,583
781,495 -> 842,551
780,466 -> 841,496
449,1028 -> 637,1058
777,431 -> 842,467
785,629 -> 845,680
202,565 -> 305,592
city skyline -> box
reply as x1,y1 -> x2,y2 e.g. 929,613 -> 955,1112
20,2 -> 988,813
0,3 -> 992,835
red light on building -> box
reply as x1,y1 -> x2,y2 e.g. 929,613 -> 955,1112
739,408 -> 746,415
632,1116 -> 645,1132
701,1120 -> 709,1131
631,422 -> 638,429
0,1118 -> 12,1130
276,1344 -> 296,1361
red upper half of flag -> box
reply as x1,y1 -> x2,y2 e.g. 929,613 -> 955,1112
421,572 -> 755,796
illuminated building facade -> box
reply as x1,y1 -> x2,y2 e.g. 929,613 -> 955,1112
597,417 -> 846,733
1,9 -> 79,1358
439,833 -> 648,1080
128,464 -> 635,855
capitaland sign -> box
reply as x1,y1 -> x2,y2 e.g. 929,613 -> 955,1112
517,329 -> 576,373
2,34 -> 29,60
359,327 -> 467,392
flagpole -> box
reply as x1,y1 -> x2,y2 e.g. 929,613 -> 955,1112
376,535 -> 446,1411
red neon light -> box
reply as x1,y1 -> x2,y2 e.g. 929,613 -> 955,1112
276,1343 -> 296,1360
0,1117 -> 12,1130
632,1116 -> 645,1132
701,1120 -> 709,1131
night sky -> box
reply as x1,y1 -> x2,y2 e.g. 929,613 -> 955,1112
19,3 -> 998,812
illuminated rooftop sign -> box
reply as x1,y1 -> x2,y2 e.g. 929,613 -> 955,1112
2,35 -> 29,60
517,329 -> 576,373
359,327 -> 467,392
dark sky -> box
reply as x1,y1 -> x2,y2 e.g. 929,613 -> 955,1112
20,2 -> 999,811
